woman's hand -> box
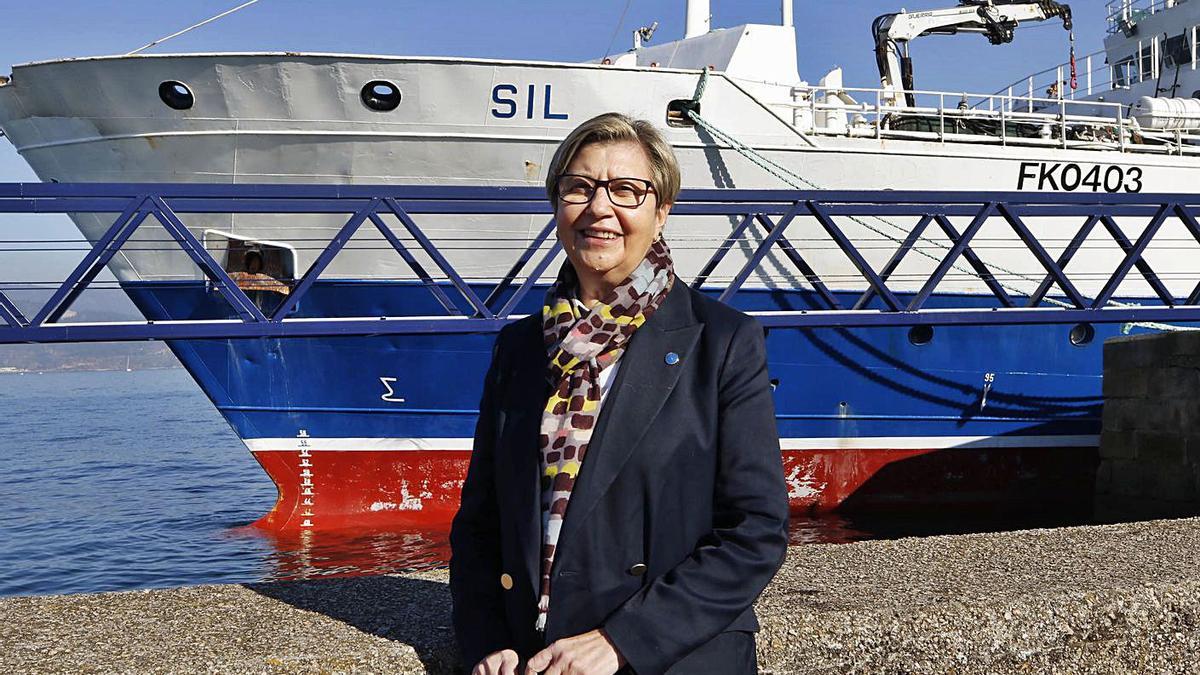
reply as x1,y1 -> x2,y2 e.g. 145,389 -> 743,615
524,629 -> 625,674
473,648 -> 520,675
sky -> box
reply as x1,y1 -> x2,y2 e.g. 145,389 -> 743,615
0,0 -> 1111,290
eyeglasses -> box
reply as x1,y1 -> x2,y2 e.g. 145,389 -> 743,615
555,174 -> 656,208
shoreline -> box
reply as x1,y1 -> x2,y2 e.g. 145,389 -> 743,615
0,365 -> 183,375
5,517 -> 1199,673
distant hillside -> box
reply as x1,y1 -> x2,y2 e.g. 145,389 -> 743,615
0,290 -> 179,372
0,342 -> 179,373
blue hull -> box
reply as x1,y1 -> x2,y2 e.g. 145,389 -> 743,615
123,280 -> 1112,526
126,280 -> 1107,441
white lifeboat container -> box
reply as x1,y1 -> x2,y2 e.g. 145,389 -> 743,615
1131,96 -> 1200,131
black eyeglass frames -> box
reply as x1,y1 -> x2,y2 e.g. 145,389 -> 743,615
555,174 -> 656,208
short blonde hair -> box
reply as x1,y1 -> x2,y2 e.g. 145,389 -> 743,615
545,112 -> 681,206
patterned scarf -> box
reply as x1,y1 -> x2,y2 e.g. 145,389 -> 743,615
534,238 -> 675,631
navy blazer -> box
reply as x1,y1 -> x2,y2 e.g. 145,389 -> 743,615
450,282 -> 789,675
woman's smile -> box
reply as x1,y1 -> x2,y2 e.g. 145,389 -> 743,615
579,228 -> 621,241
576,226 -> 623,249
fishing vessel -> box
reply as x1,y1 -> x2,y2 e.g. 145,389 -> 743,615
3,0 -> 1200,531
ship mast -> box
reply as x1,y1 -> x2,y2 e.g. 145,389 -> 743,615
685,0 -> 710,38
685,0 -> 794,38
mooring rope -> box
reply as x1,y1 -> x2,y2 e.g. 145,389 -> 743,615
126,0 -> 265,56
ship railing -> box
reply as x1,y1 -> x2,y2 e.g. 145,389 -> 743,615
3,184 -> 1200,343
988,48 -> 1117,102
788,84 -> 1200,154
998,27 -> 1200,102
1107,0 -> 1189,35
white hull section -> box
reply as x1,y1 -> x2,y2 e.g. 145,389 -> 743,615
2,53 -> 1199,299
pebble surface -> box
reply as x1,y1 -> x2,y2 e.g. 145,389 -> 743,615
4,518 -> 1200,674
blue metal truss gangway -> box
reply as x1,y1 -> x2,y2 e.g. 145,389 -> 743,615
3,182 -> 1200,344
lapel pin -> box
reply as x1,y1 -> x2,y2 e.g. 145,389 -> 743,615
665,352 -> 680,366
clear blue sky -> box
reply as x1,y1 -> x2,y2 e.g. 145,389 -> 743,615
0,0 -> 1109,284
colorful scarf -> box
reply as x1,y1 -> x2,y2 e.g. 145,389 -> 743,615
534,238 -> 675,631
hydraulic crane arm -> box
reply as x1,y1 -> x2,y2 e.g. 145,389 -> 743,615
874,0 -> 1072,107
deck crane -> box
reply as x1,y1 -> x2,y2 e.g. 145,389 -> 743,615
874,1 -> 1072,108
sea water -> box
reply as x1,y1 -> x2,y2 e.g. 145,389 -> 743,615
0,368 -> 450,597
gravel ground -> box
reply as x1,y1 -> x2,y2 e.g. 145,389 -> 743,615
4,518 -> 1200,674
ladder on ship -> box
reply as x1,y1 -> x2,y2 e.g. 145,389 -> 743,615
2,183 -> 1200,344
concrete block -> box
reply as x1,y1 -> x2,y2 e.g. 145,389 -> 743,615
1093,459 -> 1114,495
1105,459 -> 1149,498
1146,367 -> 1200,402
1144,464 -> 1199,502
1162,329 -> 1200,356
1165,354 -> 1200,369
1174,402 -> 1200,431
1101,399 -> 1148,433
1103,334 -> 1163,371
1109,457 -> 1199,502
1100,430 -> 1138,460
1161,469 -> 1199,502
1136,431 -> 1188,465
1106,331 -> 1200,373
1129,400 -> 1193,433
1101,367 -> 1150,400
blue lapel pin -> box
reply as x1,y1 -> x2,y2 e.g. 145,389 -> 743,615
665,352 -> 680,366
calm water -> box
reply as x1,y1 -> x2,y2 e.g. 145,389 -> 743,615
2,368 -> 1097,598
1,368 -> 454,598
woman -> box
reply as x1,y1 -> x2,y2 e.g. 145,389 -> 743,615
450,112 -> 789,675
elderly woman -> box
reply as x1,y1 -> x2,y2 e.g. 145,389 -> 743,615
450,112 -> 788,675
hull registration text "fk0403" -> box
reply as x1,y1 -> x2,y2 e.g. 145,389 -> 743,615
1017,162 -> 1144,193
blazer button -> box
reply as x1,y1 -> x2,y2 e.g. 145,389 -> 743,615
627,563 -> 647,577
500,573 -> 514,590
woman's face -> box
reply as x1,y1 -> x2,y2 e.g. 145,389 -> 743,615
555,141 -> 670,294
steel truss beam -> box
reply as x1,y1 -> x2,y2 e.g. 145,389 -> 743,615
2,183 -> 1200,344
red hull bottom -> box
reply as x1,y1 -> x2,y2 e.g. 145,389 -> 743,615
250,446 -> 1098,533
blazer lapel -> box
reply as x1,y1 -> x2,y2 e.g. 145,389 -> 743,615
552,283 -> 702,565
494,318 -> 547,601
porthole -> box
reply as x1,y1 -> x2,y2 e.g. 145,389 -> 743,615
361,80 -> 401,111
158,80 -> 194,110
1069,323 -> 1095,346
908,325 -> 934,346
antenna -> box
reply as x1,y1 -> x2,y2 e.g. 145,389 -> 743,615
634,22 -> 659,50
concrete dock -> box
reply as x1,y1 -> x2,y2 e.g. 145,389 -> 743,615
4,517 -> 1200,674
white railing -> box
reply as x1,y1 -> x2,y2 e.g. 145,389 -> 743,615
990,49 -> 1113,102
785,84 -> 1200,155
1107,0 -> 1190,34
993,25 -> 1200,105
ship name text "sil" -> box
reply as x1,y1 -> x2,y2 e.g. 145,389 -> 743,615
490,84 -> 570,120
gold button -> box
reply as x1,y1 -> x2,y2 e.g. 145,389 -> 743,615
500,573 -> 514,590
628,563 -> 647,577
